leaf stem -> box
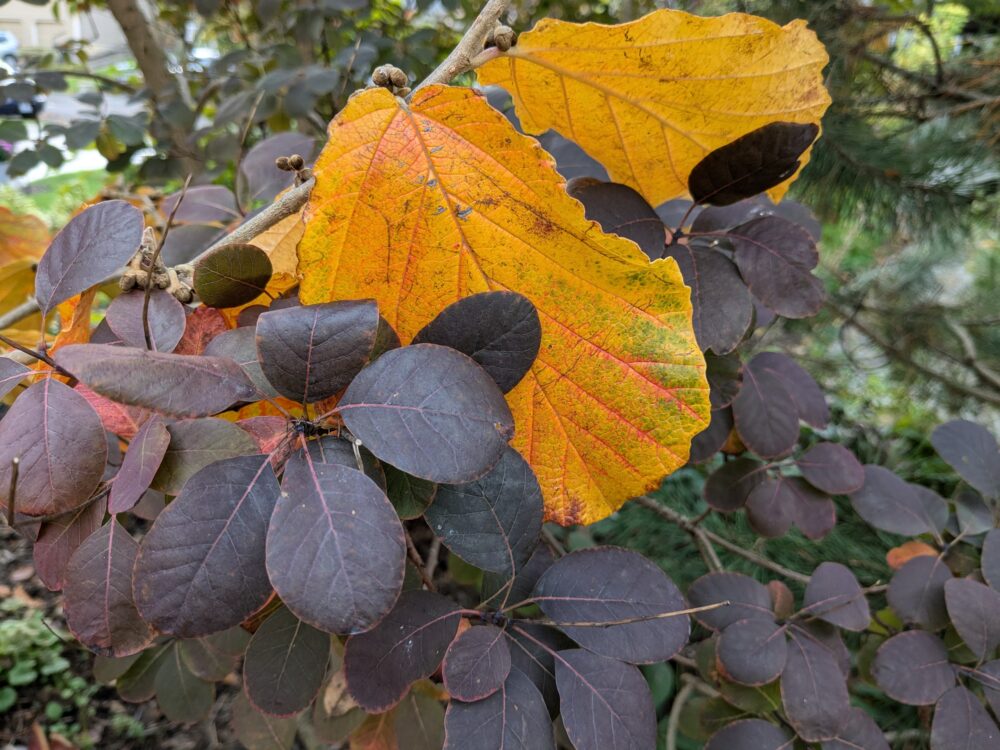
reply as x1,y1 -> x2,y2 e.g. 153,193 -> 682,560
405,531 -> 437,592
0,333 -> 75,381
519,600 -> 731,628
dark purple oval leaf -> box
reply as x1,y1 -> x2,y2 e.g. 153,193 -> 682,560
203,326 -> 279,398
943,578 -> 1000,660
482,545 -> 555,611
983,530 -> 1000,591
706,352 -> 743,409
912,483 -> 949,534
803,562 -> 870,632
555,648 -> 656,750
704,719 -> 793,750
443,624 -> 512,702
751,352 -> 828,428
240,131 -> 315,204
343,590 -> 462,712
732,360 -> 799,459
956,486 -> 992,536
412,291 -> 541,393
970,661 -> 1000,717
424,446 -> 542,576
63,519 -> 154,657
56,344 -> 258,418
745,476 -> 796,538
532,547 -> 688,664
0,378 -> 107,517
255,300 -> 379,403
887,554 -> 951,630
35,200 -> 144,314
231,689 -> 298,750
154,643 -> 216,723
161,223 -> 228,266
179,628 -> 248,682
108,415 -> 170,514
850,465 -> 937,536
726,215 -> 824,318
0,358 -> 31,399
690,408 -> 734,464
105,290 -> 187,352
717,618 -> 787,686
703,457 -> 766,512
305,435 -> 386,491
570,181 -> 664,261
872,631 -> 955,706
161,184 -> 239,224
688,572 -> 773,631
194,243 -> 274,309
33,496 -> 107,591
931,420 -> 1000,498
266,452 -> 405,635
788,477 -> 837,540
244,606 -> 330,717
444,668 -> 553,750
797,443 -> 865,495
689,122 -> 819,206
504,624 -> 571,717
781,626 -> 850,741
133,454 -> 280,637
931,686 -> 1000,750
820,707 -> 889,750
338,344 -> 514,484
663,241 -> 752,354
152,417 -> 257,495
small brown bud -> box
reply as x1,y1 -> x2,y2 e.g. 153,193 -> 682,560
294,167 -> 313,186
288,154 -> 305,170
388,68 -> 407,89
372,65 -> 392,87
492,25 -> 516,52
275,155 -> 292,171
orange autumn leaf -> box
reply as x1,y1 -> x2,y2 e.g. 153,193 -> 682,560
0,260 -> 46,349
350,711 -> 397,750
49,289 -> 97,354
887,540 -> 938,571
298,86 -> 709,525
0,206 -> 49,265
477,9 -> 831,206
173,306 -> 229,355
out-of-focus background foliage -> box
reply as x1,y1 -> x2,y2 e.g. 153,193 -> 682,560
0,0 -> 996,747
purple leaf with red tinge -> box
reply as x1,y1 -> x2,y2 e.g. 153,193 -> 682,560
0,358 -> 31,399
745,475 -> 796,538
703,457 -> 766,512
687,572 -> 774,631
820,707 -> 889,750
33,496 -> 107,591
105,290 -> 187,352
705,719 -> 793,750
943,578 -> 1000,660
781,626 -> 850,741
62,519 -> 155,657
442,624 -> 511,702
931,419 -> 1000,498
788,477 -> 837,540
108,415 -> 170,514
752,352 -> 828,428
690,408 -> 734,464
851,465 -> 938,536
931,686 -> 1000,749
887,554 -> 951,630
732,359 -> 799,459
797,443 -> 865,495
443,668 -> 554,750
570,180 -> 665,261
803,562 -> 870,632
717,618 -> 788,686
873,631 -> 955,706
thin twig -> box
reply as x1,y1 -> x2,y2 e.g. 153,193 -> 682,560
6,457 -> 18,524
405,532 -> 437,592
666,681 -> 695,750
522,600 -> 730,628
540,526 -> 566,557
413,0 -> 511,92
0,333 -> 74,380
424,536 -> 441,583
143,174 -> 192,350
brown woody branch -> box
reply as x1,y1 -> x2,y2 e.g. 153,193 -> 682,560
413,0 -> 510,92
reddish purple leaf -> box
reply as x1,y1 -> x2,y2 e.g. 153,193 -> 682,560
343,590 -> 462,712
133,454 -> 280,637
727,215 -> 825,318
781,626 -> 850,741
444,667 -> 553,750
0,378 -> 107,517
266,452 -> 406,635
788,477 -> 837,540
338,344 -> 514,484
851,465 -> 938,536
688,122 -> 820,206
690,408 -> 734,464
931,686 -> 1000,749
504,623 -> 571,717
62,519 -> 155,657
912,483 -> 949,533
443,624 -> 511,702
243,606 -> 330,717
797,443 -> 865,495
204,326 -> 279,398
703,457 -> 767,512
687,573 -> 774,631
531,547 -> 689,664
705,719 -> 793,750
35,200 -> 144,314
717,618 -> 788,686
555,648 -> 656,750
412,291 -> 541,393
482,545 -> 555,611
571,180 -> 665,261
943,578 -> 1000,660
820,707 -> 889,750
33,496 -> 107,591
706,352 -> 742,409
304,435 -> 386,491
887,554 -> 951,630
255,300 -> 379,403
56,344 -> 258,418
663,240 -> 752,354
732,360 -> 799,459
751,352 -> 828,428
105,290 -> 187,352
0,358 -> 31,399
161,185 -> 239,224
970,661 -> 1000,717
931,419 -> 1000,499
239,131 -> 316,204
983,530 -> 1000,591
803,562 -> 870,632
873,631 -> 955,706
745,475 -> 796,537
108,415 -> 170,514
152,417 -> 257,495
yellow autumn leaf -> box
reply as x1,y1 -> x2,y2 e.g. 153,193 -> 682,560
298,86 -> 709,525
477,9 -> 831,206
0,206 -> 49,265
0,259 -> 46,349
